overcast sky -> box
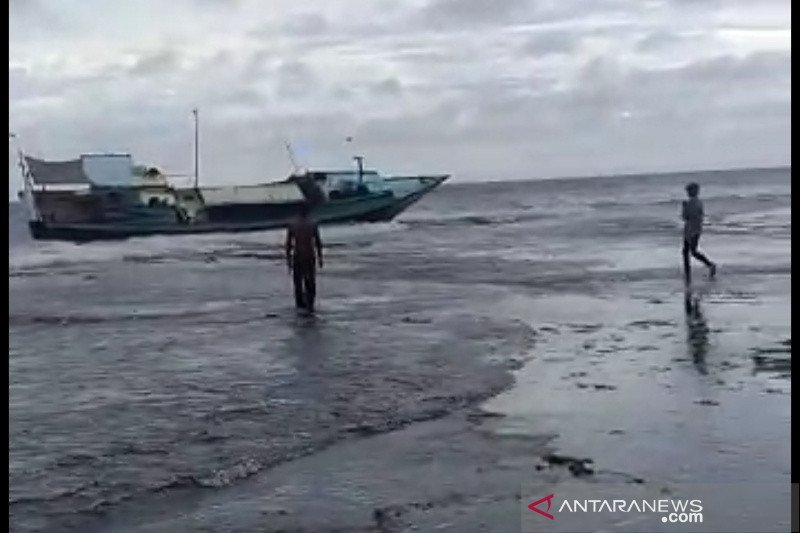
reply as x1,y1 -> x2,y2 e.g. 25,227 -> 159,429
8,0 -> 791,197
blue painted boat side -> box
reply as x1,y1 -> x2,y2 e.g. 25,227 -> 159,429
27,175 -> 448,242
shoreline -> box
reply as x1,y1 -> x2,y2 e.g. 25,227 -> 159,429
65,270 -> 791,532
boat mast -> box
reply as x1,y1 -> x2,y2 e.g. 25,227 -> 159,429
284,141 -> 300,174
192,108 -> 199,189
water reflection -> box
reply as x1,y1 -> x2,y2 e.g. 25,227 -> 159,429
684,290 -> 709,375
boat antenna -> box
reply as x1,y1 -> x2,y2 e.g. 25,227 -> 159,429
346,136 -> 364,185
284,141 -> 300,174
192,108 -> 199,189
353,155 -> 364,186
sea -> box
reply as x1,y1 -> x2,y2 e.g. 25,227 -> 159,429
9,168 -> 791,532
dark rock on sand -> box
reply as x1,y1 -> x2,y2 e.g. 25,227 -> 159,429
627,319 -> 676,330
401,316 -> 433,325
576,382 -> 617,391
539,454 -> 595,477
568,323 -> 603,333
465,410 -> 506,424
752,355 -> 791,373
694,399 -> 720,406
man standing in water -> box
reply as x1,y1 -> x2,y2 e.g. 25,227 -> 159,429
286,203 -> 323,313
682,182 -> 716,284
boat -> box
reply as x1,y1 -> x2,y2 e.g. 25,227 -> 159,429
14,152 -> 449,242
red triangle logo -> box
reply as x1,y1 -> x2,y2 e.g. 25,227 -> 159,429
528,493 -> 555,520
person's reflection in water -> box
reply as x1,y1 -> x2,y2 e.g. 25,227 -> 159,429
684,290 -> 709,375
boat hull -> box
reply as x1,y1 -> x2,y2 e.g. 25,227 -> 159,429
27,176 -> 447,242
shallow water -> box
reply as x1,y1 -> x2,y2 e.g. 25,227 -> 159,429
8,168 -> 791,531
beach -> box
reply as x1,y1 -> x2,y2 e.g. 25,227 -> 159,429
9,168 -> 791,532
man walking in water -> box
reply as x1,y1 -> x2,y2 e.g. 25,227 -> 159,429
682,182 -> 716,284
286,203 -> 323,313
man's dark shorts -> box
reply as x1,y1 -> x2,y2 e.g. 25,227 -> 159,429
683,233 -> 701,252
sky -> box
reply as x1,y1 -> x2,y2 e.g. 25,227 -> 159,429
8,0 -> 791,198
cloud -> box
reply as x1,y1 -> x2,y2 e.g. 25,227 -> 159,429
189,0 -> 244,6
8,0 -> 792,199
275,60 -> 318,97
282,12 -> 330,36
637,30 -> 684,51
413,0 -> 536,29
370,77 -> 403,97
129,50 -> 180,76
522,29 -> 580,56
668,50 -> 790,87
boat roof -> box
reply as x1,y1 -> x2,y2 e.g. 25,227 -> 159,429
24,156 -> 92,186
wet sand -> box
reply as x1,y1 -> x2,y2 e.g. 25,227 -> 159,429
70,267 -> 790,533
